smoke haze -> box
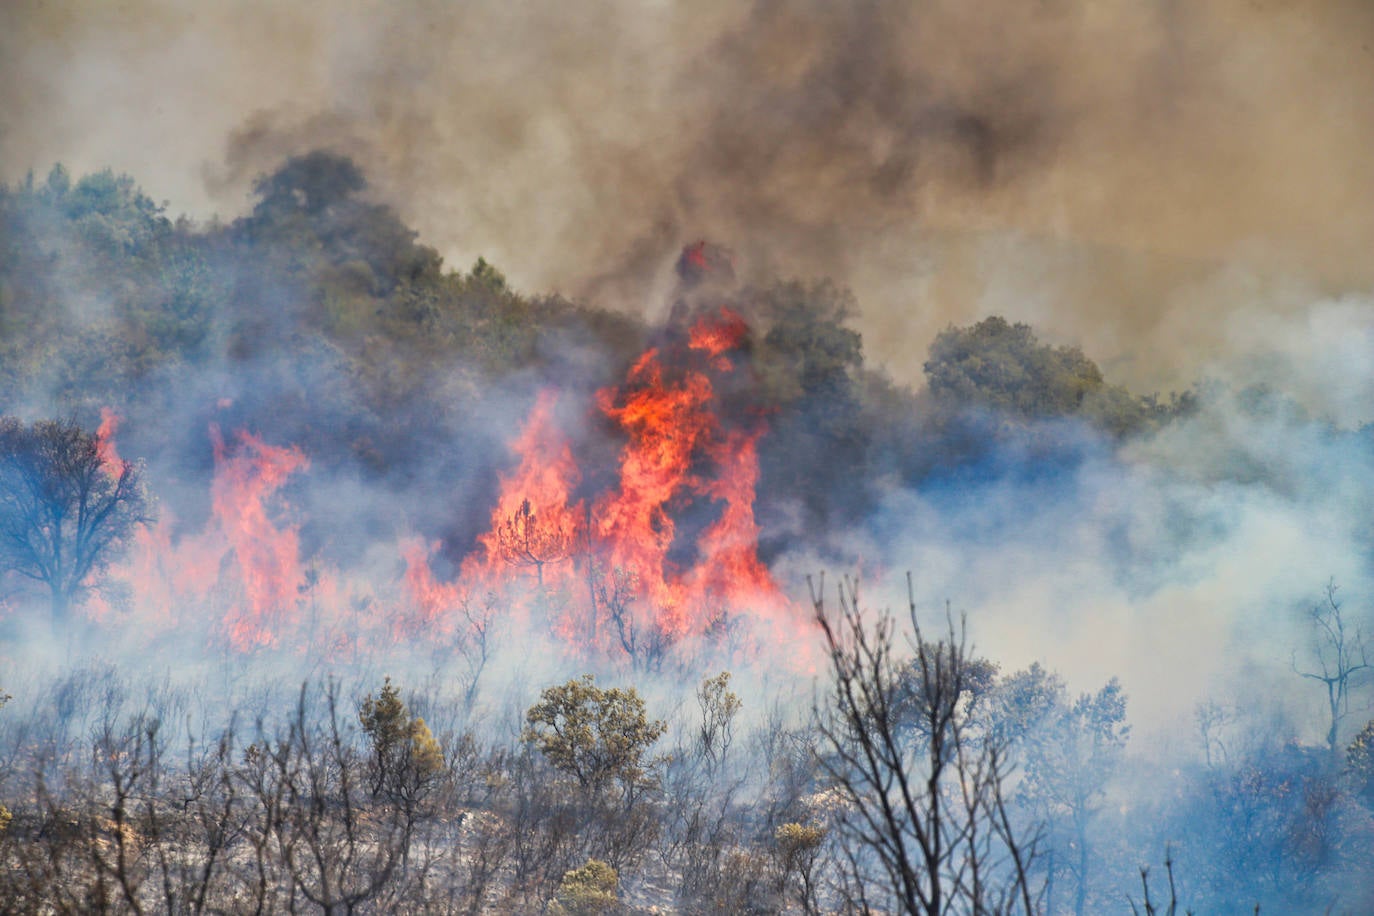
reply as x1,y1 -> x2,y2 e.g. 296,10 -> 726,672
1,0 -> 1371,731
6,0 -> 1374,391
3,4 -> 1374,908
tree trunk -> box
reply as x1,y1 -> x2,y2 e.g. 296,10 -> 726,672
50,582 -> 70,628
1074,816 -> 1089,916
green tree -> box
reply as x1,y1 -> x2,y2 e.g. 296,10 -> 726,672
246,151 -> 440,292
550,858 -> 619,915
358,677 -> 447,878
755,279 -> 863,406
358,676 -> 445,804
753,280 -> 871,550
923,316 -> 1166,436
251,150 -> 367,219
696,670 -> 742,771
43,162 -> 71,199
924,317 -> 1104,416
467,256 -> 510,294
774,822 -> 826,914
523,675 -> 667,800
62,168 -> 170,256
1347,718 -> 1374,806
524,676 -> 670,871
0,417 -> 152,624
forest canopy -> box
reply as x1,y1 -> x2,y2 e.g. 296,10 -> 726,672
0,152 -> 1188,566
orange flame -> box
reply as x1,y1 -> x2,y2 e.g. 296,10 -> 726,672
95,407 -> 123,477
97,423 -> 319,648
446,306 -> 788,658
594,349 -> 717,633
401,537 -> 464,634
96,306 -> 796,662
467,390 -> 584,585
400,391 -> 588,639
688,306 -> 750,369
209,425 -> 310,650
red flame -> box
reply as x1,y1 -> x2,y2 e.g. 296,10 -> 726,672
676,241 -> 736,287
688,306 -> 749,370
594,350 -> 717,633
95,305 -> 798,663
439,306 -> 787,657
95,407 -> 123,476
209,425 -> 311,650
102,423 -> 320,649
684,242 -> 709,271
467,390 -> 584,587
401,537 -> 464,635
401,391 -> 587,640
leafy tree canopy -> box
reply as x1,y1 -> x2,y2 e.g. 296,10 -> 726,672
924,315 -> 1181,437
0,417 -> 152,623
524,675 -> 667,798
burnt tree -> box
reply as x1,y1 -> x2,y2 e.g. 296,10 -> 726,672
1294,579 -> 1372,760
811,573 -> 1040,915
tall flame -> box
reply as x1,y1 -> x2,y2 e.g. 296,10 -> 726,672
95,407 -> 123,476
402,391 -> 587,639
467,390 -> 584,589
101,422 -> 319,650
209,425 -> 310,650
96,305 -> 795,661
440,305 -> 788,658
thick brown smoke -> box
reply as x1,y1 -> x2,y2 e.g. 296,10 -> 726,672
4,0 -> 1374,388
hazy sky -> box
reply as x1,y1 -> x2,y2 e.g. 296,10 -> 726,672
5,0 -> 1374,390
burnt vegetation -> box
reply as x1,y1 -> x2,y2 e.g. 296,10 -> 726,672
2,154 -> 1374,912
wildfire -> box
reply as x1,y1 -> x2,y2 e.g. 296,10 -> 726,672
408,303 -> 788,657
400,391 -> 587,642
676,240 -> 736,288
688,305 -> 750,370
466,390 -> 585,590
95,407 -> 123,476
98,421 -> 323,651
401,537 -> 465,634
209,425 -> 311,650
93,282 -> 796,662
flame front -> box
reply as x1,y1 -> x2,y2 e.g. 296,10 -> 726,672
103,423 -> 322,651
427,305 -> 787,656
101,307 -> 794,661
209,425 -> 311,650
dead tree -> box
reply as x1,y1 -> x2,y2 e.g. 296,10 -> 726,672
1294,579 -> 1372,760
811,573 -> 1041,915
496,498 -> 574,591
240,682 -> 408,913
